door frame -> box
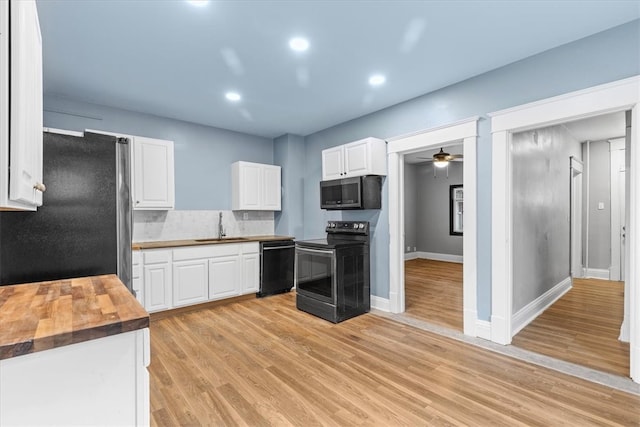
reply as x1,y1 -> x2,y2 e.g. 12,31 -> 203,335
570,156 -> 583,279
610,137 -> 626,281
489,75 -> 640,383
387,117 -> 478,336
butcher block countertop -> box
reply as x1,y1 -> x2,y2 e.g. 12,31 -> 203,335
132,234 -> 294,250
0,274 -> 149,360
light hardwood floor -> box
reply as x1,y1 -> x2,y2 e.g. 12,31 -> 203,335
404,258 -> 463,331
513,278 -> 630,377
149,292 -> 639,426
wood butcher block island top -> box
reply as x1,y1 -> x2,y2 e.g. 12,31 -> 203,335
0,274 -> 149,360
132,234 -> 294,250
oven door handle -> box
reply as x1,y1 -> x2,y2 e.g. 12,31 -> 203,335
295,247 -> 335,255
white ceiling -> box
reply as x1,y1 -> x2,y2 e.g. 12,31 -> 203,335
35,1 -> 640,138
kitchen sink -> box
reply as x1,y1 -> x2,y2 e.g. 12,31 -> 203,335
194,237 -> 250,242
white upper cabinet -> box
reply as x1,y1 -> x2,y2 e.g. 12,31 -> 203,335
132,136 -> 175,210
321,137 -> 387,181
0,0 -> 44,211
232,161 -> 281,211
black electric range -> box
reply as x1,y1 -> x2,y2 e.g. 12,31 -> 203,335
295,221 -> 370,323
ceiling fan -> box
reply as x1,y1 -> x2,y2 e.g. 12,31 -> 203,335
417,148 -> 464,168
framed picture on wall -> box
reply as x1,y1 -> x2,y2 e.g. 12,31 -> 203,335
450,184 -> 463,236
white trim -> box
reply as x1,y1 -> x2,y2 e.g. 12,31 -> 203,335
488,76 -> 640,132
404,252 -> 419,261
387,116 -> 481,143
371,296 -> 391,312
409,251 -> 463,263
43,127 -> 83,137
476,320 -> 492,340
584,268 -> 611,280
491,130 -> 512,345
388,117 -> 478,338
489,75 -> 640,383
512,277 -> 572,336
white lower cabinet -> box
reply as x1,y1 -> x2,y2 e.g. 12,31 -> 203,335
173,259 -> 208,307
136,242 -> 260,312
131,251 -> 144,306
0,329 -> 149,427
143,249 -> 172,313
209,256 -> 241,300
242,250 -> 259,294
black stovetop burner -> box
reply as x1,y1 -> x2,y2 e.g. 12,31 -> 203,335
296,221 -> 370,249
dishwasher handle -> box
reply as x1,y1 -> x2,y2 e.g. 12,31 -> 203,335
262,245 -> 295,251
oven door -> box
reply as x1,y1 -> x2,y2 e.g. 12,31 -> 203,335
295,246 -> 336,304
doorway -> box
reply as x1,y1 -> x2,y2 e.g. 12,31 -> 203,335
402,146 -> 464,331
509,112 -> 629,377
387,117 -> 478,337
490,76 -> 639,383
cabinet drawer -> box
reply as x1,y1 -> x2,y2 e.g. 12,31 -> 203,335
242,242 -> 259,254
132,265 -> 142,279
143,249 -> 172,264
132,251 -> 142,265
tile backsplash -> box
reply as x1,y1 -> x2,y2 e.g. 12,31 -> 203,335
133,210 -> 274,242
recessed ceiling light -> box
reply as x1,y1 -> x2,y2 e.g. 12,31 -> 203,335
186,0 -> 209,6
369,74 -> 386,86
289,37 -> 309,52
225,92 -> 241,102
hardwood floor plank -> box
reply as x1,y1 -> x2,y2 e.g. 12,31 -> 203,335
404,259 -> 463,331
513,278 -> 629,376
149,292 -> 639,426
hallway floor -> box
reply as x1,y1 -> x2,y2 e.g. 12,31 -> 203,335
512,278 -> 630,377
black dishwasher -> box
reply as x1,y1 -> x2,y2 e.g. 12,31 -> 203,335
258,239 -> 295,297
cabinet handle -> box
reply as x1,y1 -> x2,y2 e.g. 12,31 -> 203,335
33,182 -> 46,192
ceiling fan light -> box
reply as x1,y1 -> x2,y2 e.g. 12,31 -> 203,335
433,159 -> 449,168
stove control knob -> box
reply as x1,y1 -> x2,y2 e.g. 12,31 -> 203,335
358,223 -> 365,229
352,223 -> 357,229
331,223 -> 336,228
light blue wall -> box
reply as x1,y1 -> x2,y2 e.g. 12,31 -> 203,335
274,134 -> 305,239
43,96 -> 273,210
302,20 -> 640,319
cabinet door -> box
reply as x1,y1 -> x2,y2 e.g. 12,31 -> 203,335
133,137 -> 175,210
209,256 -> 241,300
8,0 -> 43,208
242,253 -> 259,294
143,263 -> 172,312
173,259 -> 208,307
344,139 -> 370,177
239,163 -> 262,209
262,165 -> 281,211
321,146 -> 344,180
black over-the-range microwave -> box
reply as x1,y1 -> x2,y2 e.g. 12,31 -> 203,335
320,175 -> 382,210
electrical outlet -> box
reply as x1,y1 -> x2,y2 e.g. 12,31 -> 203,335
406,246 -> 410,251
413,247 -> 417,252
243,212 -> 249,220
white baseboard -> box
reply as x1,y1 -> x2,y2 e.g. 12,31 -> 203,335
512,276 -> 572,336
584,268 -> 610,280
476,320 -> 492,340
371,296 -> 390,312
404,252 -> 419,261
404,251 -> 463,263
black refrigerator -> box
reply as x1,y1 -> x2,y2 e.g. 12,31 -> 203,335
0,131 -> 132,290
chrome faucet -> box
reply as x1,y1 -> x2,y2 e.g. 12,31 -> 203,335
218,212 -> 226,239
